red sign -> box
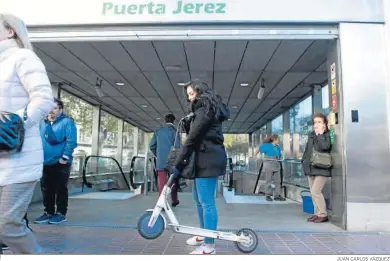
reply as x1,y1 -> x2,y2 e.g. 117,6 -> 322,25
332,94 -> 338,111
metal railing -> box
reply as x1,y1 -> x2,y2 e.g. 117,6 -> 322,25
223,157 -> 234,191
81,155 -> 131,191
251,157 -> 305,195
129,153 -> 158,195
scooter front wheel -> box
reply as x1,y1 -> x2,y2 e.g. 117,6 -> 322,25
234,228 -> 258,253
137,211 -> 165,240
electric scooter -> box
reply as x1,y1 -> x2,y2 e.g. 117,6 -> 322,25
137,174 -> 259,253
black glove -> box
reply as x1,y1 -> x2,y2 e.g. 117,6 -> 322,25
172,167 -> 180,179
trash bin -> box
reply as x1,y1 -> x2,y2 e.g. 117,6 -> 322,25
300,190 -> 314,214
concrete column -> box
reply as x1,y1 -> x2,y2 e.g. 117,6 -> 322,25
282,111 -> 291,158
133,127 -> 139,157
248,133 -> 253,157
144,132 -> 149,154
116,119 -> 124,165
91,106 -> 101,156
52,84 -> 60,99
312,84 -> 323,114
266,122 -> 272,136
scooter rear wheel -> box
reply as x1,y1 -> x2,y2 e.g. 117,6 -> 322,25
234,228 -> 258,253
137,211 -> 165,240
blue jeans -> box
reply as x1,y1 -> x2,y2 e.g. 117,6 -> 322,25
192,177 -> 218,244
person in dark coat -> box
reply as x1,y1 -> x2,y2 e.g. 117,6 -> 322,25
149,113 -> 180,207
302,113 -> 332,223
171,79 -> 230,255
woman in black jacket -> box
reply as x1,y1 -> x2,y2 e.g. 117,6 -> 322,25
302,113 -> 332,223
172,79 -> 230,255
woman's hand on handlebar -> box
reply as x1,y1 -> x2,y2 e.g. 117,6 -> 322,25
167,167 -> 180,187
171,167 -> 180,179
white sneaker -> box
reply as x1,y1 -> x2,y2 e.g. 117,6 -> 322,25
190,244 -> 216,255
186,236 -> 204,246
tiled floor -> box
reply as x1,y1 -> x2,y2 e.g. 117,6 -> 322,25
26,192 -> 343,232
2,192 -> 390,255
3,225 -> 390,255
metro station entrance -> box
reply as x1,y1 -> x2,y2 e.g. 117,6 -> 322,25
22,23 -> 350,233
3,0 -> 389,235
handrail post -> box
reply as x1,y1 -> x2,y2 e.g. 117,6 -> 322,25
143,153 -> 149,195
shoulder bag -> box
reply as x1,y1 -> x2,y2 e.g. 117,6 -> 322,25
310,148 -> 332,169
165,117 -> 196,180
0,109 -> 27,154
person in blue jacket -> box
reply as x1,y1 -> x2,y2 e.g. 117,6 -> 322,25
255,134 -> 286,202
149,114 -> 181,207
35,98 -> 77,224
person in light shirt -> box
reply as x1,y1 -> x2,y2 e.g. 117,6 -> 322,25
255,134 -> 286,202
0,13 -> 54,254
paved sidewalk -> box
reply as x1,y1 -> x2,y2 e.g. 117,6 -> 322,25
2,225 -> 390,255
2,192 -> 389,255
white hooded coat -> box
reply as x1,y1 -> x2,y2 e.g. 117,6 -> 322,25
0,39 -> 54,186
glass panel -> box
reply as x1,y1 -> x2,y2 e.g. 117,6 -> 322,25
289,96 -> 313,158
122,122 -> 136,172
271,114 -> 284,151
132,157 -> 146,185
224,134 -> 249,171
99,111 -> 120,161
138,129 -> 146,155
60,91 -> 93,178
259,125 -> 267,146
286,95 -> 313,188
322,84 -> 330,115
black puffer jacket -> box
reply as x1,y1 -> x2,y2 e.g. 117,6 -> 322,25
174,99 -> 230,178
302,131 -> 332,177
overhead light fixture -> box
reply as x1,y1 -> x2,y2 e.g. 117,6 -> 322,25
228,118 -> 232,121
177,82 -> 186,86
165,65 -> 183,71
240,83 -> 249,87
156,117 -> 161,120
232,105 -> 238,109
141,104 -> 148,108
257,78 -> 266,100
116,82 -> 124,86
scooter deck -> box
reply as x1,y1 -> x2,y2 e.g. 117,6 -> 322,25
168,223 -> 243,242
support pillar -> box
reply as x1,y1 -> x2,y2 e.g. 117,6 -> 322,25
312,84 -> 323,115
116,119 -> 124,165
336,23 -> 390,232
248,133 -> 253,158
133,127 -> 139,157
282,111 -> 291,158
91,106 -> 101,156
266,122 -> 272,136
52,84 -> 61,99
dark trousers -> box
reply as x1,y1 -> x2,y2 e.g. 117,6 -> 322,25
41,163 -> 71,216
157,170 -> 179,203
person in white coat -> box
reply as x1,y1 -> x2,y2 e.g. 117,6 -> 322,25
0,13 -> 54,254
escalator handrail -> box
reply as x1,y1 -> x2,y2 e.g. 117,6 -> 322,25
148,157 -> 158,192
129,155 -> 158,191
82,155 -> 131,191
252,161 -> 284,194
129,156 -> 144,189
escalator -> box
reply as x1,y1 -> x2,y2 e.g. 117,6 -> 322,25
72,154 -> 158,200
129,155 -> 158,193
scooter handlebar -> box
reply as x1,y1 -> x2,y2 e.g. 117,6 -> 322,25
166,173 -> 176,187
